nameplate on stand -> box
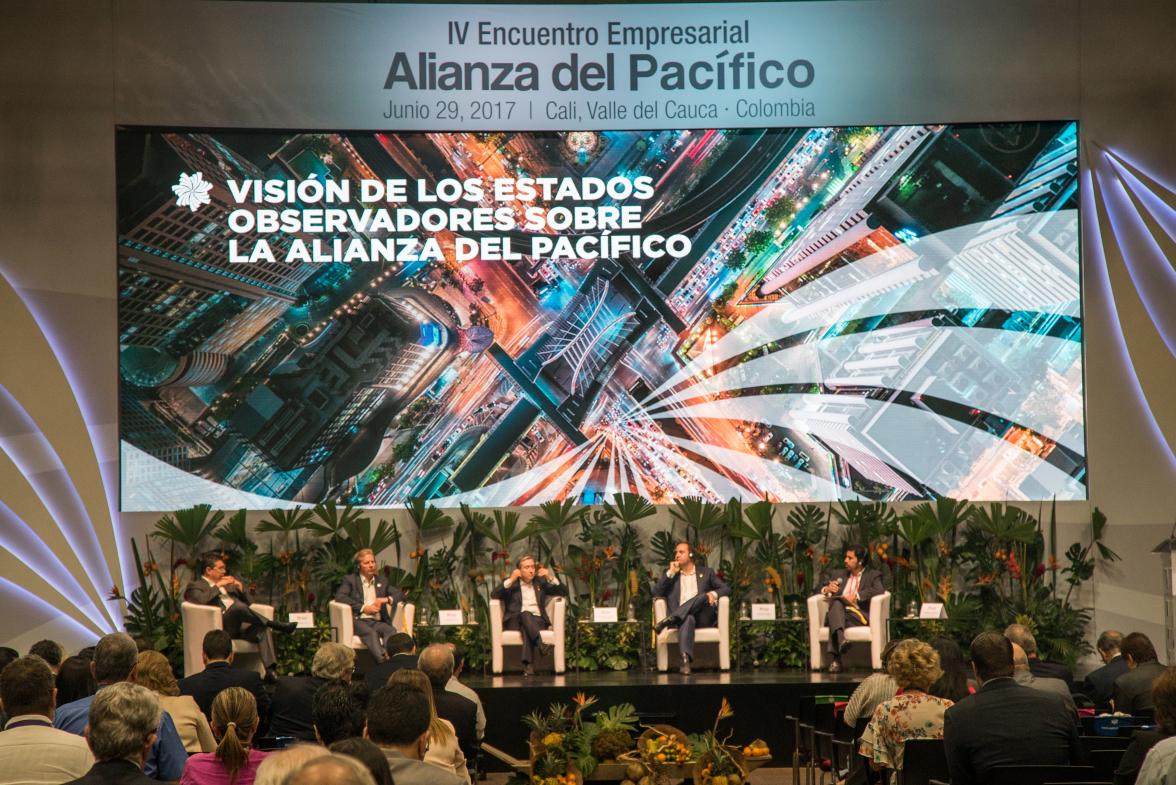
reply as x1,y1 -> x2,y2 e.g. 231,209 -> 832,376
288,612 -> 314,629
751,603 -> 777,620
593,607 -> 619,623
919,603 -> 947,619
438,609 -> 464,626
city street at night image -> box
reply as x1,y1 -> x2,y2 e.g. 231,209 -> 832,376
117,122 -> 1085,510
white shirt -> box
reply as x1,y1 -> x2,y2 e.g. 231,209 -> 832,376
203,575 -> 231,609
674,569 -> 699,603
361,575 -> 378,619
844,570 -> 861,600
505,575 -> 558,616
0,714 -> 94,785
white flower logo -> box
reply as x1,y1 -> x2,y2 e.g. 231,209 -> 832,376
172,172 -> 213,212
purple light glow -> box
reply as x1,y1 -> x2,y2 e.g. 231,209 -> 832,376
1105,153 -> 1176,264
0,575 -> 109,642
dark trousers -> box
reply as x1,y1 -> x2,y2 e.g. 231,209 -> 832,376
824,599 -> 867,658
666,593 -> 717,661
355,617 -> 396,661
504,610 -> 549,665
223,601 -> 277,669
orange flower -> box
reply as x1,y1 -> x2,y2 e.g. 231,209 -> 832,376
142,561 -> 159,576
819,553 -> 831,566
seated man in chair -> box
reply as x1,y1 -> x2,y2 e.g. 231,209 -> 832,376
820,543 -> 884,673
652,541 -> 730,675
335,547 -> 405,663
183,552 -> 296,682
491,554 -> 567,676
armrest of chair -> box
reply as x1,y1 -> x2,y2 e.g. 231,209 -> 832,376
489,598 -> 504,642
397,602 -> 415,633
251,603 -> 274,622
807,593 -> 828,670
653,597 -> 668,625
547,597 -> 566,643
869,592 -> 890,638
717,596 -> 730,634
181,601 -> 222,677
329,600 -> 353,644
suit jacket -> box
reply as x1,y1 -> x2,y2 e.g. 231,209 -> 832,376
382,750 -> 465,785
178,661 -> 271,733
364,652 -> 419,691
267,675 -> 329,741
821,567 -> 885,620
335,573 -> 404,626
943,676 -> 1081,785
1029,657 -> 1075,689
64,760 -> 158,785
1014,669 -> 1077,715
652,565 -> 730,614
1114,661 -> 1168,715
1082,655 -> 1129,707
183,577 -> 252,609
491,576 -> 568,625
433,686 -> 478,766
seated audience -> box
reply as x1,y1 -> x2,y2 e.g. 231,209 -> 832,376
842,639 -> 899,728
30,639 -> 65,674
943,631 -> 1081,785
363,633 -> 417,691
132,650 -> 215,753
0,654 -> 94,782
390,669 -> 470,784
313,680 -> 369,746
445,643 -> 485,743
64,682 -> 162,785
181,687 -> 267,785
1012,642 -> 1077,715
1084,630 -> 1128,708
1116,632 -> 1167,715
0,647 -> 18,727
253,745 -> 329,785
365,683 -> 465,785
179,630 -> 271,731
1116,666 -> 1176,785
859,639 -> 953,771
929,636 -> 973,702
270,643 -> 355,742
1006,623 -> 1074,687
287,754 -> 375,785
57,655 -> 98,706
328,738 -> 394,785
417,644 -> 477,767
54,632 -> 186,781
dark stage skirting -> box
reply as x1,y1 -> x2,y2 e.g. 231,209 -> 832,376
463,670 -> 863,771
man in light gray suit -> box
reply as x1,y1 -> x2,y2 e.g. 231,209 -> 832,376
1012,643 -> 1076,716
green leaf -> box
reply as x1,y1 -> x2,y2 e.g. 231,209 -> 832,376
601,492 -> 657,526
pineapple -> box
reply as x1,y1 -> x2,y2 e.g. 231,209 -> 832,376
590,703 -> 639,760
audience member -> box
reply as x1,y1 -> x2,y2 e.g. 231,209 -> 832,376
417,644 -> 477,766
364,633 -> 417,691
0,646 -> 17,727
0,655 -> 94,782
287,755 -> 375,785
253,745 -> 328,785
270,643 -> 355,742
391,669 -> 469,784
30,639 -> 65,673
180,687 -> 267,785
1012,642 -> 1077,715
313,680 -> 369,746
1005,623 -> 1074,687
445,643 -> 485,743
328,739 -> 394,785
859,639 -> 953,771
54,633 -> 187,781
1083,630 -> 1128,708
178,630 -> 271,731
364,683 -> 464,785
943,631 -> 1081,785
132,650 -> 214,753
76,647 -> 97,663
63,682 -> 161,785
842,639 -> 899,728
58,656 -> 98,706
1115,666 -> 1176,785
1115,632 -> 1167,715
928,637 -> 973,702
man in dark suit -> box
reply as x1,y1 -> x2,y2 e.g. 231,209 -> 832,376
1114,631 -> 1167,715
943,632 -> 1082,785
652,541 -> 731,675
490,554 -> 568,675
183,552 -> 295,679
334,548 -> 405,663
1082,630 -> 1128,708
364,633 -> 419,691
1005,623 -> 1074,688
268,642 -> 354,741
418,644 -> 478,770
818,544 -> 885,673
177,630 -> 271,732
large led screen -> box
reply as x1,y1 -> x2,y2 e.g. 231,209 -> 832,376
117,123 -> 1084,510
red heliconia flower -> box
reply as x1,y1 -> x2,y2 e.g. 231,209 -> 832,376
716,569 -> 727,580
307,592 -> 316,604
1033,563 -> 1046,578
796,571 -> 806,587
601,589 -> 613,603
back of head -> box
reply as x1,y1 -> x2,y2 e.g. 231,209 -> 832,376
1152,667 -> 1176,734
328,739 -> 394,785
928,637 -> 970,702
389,669 -> 447,742
132,650 -> 180,697
880,639 -> 901,670
29,640 -> 64,670
970,631 -> 1015,682
0,647 -> 18,674
887,639 -> 942,691
449,643 -> 466,674
87,682 -> 162,763
1004,623 -> 1037,656
416,643 -> 454,687
203,629 -> 234,662
211,686 -> 259,780
287,754 -> 376,785
311,643 -> 356,681
1,655 -> 56,717
313,680 -> 368,745
94,632 -> 139,684
383,633 -> 415,658
1122,632 -> 1159,664
1010,643 -> 1029,669
366,683 -> 429,747
57,656 -> 98,705
1097,630 -> 1123,655
254,744 -> 330,785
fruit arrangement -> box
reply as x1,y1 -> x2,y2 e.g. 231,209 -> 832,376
740,739 -> 771,759
639,728 -> 693,765
694,748 -> 748,785
530,775 -> 576,785
590,703 -> 639,760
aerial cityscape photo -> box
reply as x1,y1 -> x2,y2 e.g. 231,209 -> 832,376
117,121 -> 1084,510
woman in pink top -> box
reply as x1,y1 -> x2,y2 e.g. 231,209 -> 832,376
181,687 -> 268,785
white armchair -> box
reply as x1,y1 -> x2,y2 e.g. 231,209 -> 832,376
806,591 -> 891,671
181,600 -> 274,677
653,596 -> 731,672
489,596 -> 566,674
328,600 -> 416,655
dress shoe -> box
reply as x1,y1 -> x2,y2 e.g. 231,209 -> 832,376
828,659 -> 842,674
522,663 -> 534,677
680,654 -> 692,676
264,667 -> 280,684
654,617 -> 679,634
270,619 -> 298,635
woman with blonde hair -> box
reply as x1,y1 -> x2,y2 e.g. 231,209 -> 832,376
132,649 -> 215,752
389,668 -> 470,784
859,638 -> 954,772
181,686 -> 268,785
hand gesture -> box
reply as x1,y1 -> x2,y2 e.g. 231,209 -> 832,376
821,579 -> 840,596
707,591 -> 718,606
362,601 -> 382,615
537,565 -> 550,580
509,568 -> 522,582
668,560 -> 680,576
844,591 -> 858,606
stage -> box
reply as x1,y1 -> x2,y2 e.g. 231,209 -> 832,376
463,669 -> 864,771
